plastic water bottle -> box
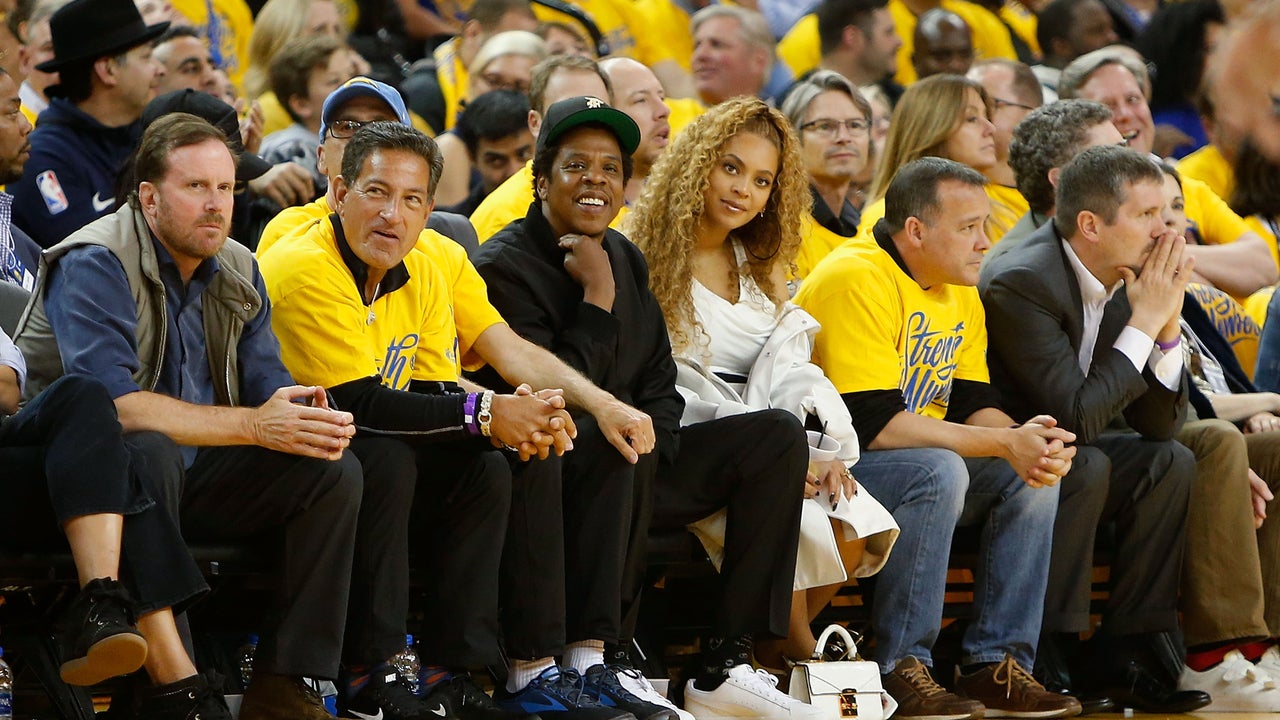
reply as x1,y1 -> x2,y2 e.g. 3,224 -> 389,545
238,634 -> 259,690
0,646 -> 13,720
391,635 -> 422,695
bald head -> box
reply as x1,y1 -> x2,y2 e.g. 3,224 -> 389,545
913,9 -> 973,78
600,57 -> 671,174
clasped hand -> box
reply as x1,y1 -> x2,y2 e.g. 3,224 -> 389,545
1006,415 -> 1077,488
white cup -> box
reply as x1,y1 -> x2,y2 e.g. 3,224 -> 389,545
806,430 -> 841,462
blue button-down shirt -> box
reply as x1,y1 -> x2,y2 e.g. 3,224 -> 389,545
45,236 -> 295,465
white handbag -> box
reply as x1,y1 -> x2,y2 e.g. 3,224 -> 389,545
789,625 -> 897,720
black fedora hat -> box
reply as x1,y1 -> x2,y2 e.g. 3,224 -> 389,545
37,0 -> 169,73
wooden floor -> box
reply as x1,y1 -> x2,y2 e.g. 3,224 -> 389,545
1093,715 -> 1280,719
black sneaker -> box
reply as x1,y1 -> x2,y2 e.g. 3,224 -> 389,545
342,666 -> 459,720
493,666 -> 636,720
58,577 -> 148,686
134,670 -> 233,720
423,674 -> 543,720
583,666 -> 675,720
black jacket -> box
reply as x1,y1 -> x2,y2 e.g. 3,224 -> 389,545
471,202 -> 684,461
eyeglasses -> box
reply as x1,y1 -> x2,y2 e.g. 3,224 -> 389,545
328,119 -> 375,139
799,118 -> 871,138
991,97 -> 1037,112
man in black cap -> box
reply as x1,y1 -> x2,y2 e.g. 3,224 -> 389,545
7,0 -> 167,248
472,97 -> 810,720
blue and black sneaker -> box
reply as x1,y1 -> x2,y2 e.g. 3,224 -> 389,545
583,665 -> 677,720
494,666 -> 637,720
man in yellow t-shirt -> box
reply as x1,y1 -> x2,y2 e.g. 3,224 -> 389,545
796,156 -> 1076,719
259,118 -> 658,720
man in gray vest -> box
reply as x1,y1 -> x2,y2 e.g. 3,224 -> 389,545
16,113 -> 365,720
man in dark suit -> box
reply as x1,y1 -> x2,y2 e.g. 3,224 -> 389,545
979,145 -> 1206,712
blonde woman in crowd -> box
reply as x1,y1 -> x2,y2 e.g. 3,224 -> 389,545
626,96 -> 898,670
434,30 -> 546,206
854,74 -> 997,239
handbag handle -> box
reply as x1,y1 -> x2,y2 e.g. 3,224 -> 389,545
812,623 -> 859,661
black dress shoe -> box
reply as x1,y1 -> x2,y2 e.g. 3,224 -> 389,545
1102,658 -> 1211,714
1044,686 -> 1115,716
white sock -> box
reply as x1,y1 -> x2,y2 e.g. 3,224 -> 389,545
564,639 -> 606,673
507,657 -> 556,694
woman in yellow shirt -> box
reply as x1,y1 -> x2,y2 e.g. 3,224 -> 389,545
857,74 -> 1011,243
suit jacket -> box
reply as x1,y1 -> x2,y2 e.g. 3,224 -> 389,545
979,221 -> 1187,445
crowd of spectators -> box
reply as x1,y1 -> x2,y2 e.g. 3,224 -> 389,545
5,0 -> 1280,717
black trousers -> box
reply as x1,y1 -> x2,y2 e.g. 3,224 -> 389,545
502,414 -> 636,660
165,438 -> 363,680
404,441 -> 511,668
1044,433 -> 1194,635
646,409 -> 807,640
0,375 -> 206,615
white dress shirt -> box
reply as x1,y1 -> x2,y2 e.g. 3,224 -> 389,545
1061,239 -> 1182,389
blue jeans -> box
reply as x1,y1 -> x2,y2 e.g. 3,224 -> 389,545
855,448 -> 1059,673
1255,288 -> 1280,391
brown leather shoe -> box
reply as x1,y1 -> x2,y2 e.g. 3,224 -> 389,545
240,673 -> 332,720
885,656 -> 985,720
956,655 -> 1082,718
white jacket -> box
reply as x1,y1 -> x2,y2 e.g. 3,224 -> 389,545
675,303 -> 860,464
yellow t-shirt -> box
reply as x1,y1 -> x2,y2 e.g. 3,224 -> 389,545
1183,175 -> 1254,248
533,0 -> 679,69
170,0 -> 254,92
794,214 -> 851,281
471,161 -> 631,242
985,183 -> 1027,244
777,14 -> 820,81
999,0 -> 1039,58
668,97 -> 705,137
633,0 -> 695,70
795,238 -> 989,418
433,38 -> 468,133
1186,281 -> 1262,381
854,196 -> 885,243
258,197 -> 331,257
259,214 -> 505,386
1177,144 -> 1234,203
890,0 -> 1018,87
19,102 -> 38,129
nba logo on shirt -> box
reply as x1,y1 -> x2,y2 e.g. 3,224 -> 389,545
36,170 -> 69,215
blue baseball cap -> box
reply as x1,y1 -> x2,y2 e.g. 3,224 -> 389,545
319,77 -> 412,143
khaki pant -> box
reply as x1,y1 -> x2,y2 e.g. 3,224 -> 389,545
1176,419 -> 1278,646
1247,430 -> 1280,636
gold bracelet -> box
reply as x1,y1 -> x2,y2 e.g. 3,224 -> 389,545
478,390 -> 494,437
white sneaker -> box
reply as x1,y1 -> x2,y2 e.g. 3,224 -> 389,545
612,666 -> 696,720
1179,649 -> 1280,711
683,664 -> 824,720
1256,645 -> 1280,679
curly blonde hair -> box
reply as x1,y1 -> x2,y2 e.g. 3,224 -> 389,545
626,96 -> 808,355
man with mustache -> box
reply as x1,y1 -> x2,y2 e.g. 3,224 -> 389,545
14,113 -> 369,719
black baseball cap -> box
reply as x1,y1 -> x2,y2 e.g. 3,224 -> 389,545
536,96 -> 640,156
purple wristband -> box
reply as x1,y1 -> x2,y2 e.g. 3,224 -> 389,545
1156,338 -> 1180,352
463,393 -> 481,435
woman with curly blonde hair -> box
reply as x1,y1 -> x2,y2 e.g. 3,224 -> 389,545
627,96 -> 898,669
